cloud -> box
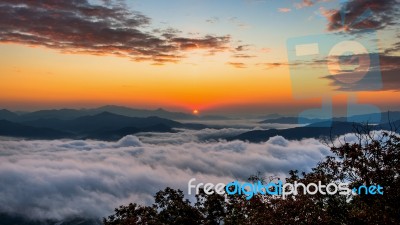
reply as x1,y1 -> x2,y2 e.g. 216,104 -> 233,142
228,17 -> 250,29
136,127 -> 302,145
230,44 -> 255,61
323,55 -> 400,92
261,47 -> 271,53
173,120 -> 299,130
333,130 -> 399,146
278,8 -> 292,13
171,35 -> 231,52
296,0 -> 314,8
261,62 -> 289,69
232,54 -> 256,58
0,134 -> 331,221
323,0 -> 400,32
294,0 -> 327,9
258,61 -> 302,69
227,62 -> 247,68
0,0 -> 232,64
206,17 -> 220,24
136,128 -> 253,145
384,36 -> 400,55
235,45 -> 251,52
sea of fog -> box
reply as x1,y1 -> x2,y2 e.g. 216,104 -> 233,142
0,123 -> 332,221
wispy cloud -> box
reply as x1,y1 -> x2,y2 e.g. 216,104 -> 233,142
0,0 -> 232,64
261,47 -> 271,53
384,39 -> 400,55
235,45 -> 251,52
232,54 -> 256,58
323,55 -> 400,92
258,61 -> 303,69
278,8 -> 292,13
294,0 -> 334,9
295,0 -> 319,9
206,16 -> 220,24
231,45 -> 255,59
228,17 -> 250,29
227,62 -> 247,68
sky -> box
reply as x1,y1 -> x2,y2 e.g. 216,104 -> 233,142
0,0 -> 399,116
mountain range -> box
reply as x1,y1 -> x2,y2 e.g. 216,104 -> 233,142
232,120 -> 400,142
0,105 -> 233,122
259,111 -> 400,125
0,109 -> 207,141
0,106 -> 399,142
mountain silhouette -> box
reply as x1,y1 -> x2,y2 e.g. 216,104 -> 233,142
259,117 -> 323,124
0,109 -> 19,121
231,119 -> 400,142
0,111 -> 200,140
17,108 -> 88,121
0,106 -> 232,122
92,105 -> 198,120
61,112 -> 182,132
231,121 -> 361,142
0,120 -> 72,139
1,107 -> 399,141
85,124 -> 173,141
259,112 -> 400,125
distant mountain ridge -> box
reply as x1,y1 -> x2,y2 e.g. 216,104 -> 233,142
21,111 -> 182,132
92,105 -> 198,120
0,105 -> 231,122
259,111 -> 400,125
0,106 -> 197,121
0,109 -> 19,121
0,120 -> 73,139
1,106 -> 399,141
231,120 -> 400,142
0,111 -> 205,141
259,117 -> 323,124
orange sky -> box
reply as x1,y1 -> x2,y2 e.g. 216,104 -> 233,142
0,0 -> 399,115
1,43 -> 398,115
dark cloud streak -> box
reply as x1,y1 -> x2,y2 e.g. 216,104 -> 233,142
0,0 -> 232,64
227,62 -> 247,68
324,0 -> 399,32
324,55 -> 400,92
